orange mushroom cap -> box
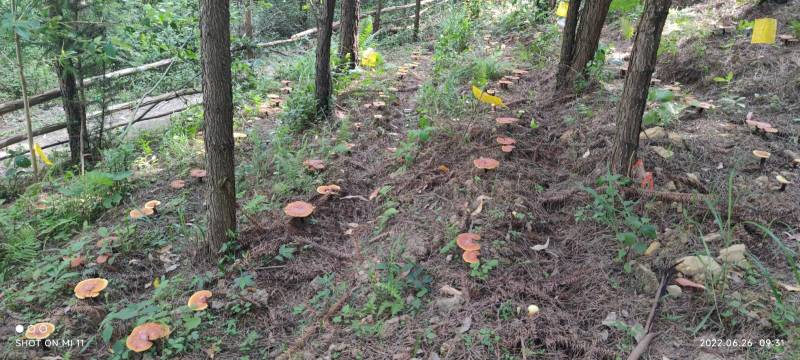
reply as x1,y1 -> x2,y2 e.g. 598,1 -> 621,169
126,323 -> 171,353
473,157 -> 500,170
501,145 -> 515,153
129,209 -> 145,219
169,179 -> 186,189
752,150 -> 771,159
144,200 -> 162,209
463,250 -> 480,264
456,233 -> 481,251
74,278 -> 109,299
69,256 -> 86,268
303,159 -> 325,171
316,184 -> 342,195
496,117 -> 519,125
140,207 -> 155,216
96,236 -> 117,249
496,136 -> 516,145
284,201 -> 315,218
189,168 -> 207,178
24,322 -> 55,340
96,253 -> 111,265
187,290 -> 213,311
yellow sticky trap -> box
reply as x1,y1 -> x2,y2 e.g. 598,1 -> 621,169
751,18 -> 777,44
556,1 -> 569,17
361,48 -> 380,68
33,143 -> 52,166
471,85 -> 506,108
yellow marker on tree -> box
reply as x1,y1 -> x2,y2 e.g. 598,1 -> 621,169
361,48 -> 381,68
751,18 -> 777,44
556,1 -> 569,17
471,85 -> 506,108
33,143 -> 52,166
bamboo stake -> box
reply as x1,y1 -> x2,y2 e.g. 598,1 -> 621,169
11,0 -> 39,177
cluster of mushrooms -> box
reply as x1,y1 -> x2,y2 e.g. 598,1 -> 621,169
23,277 -> 214,353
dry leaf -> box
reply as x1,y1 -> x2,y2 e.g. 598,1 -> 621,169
531,238 -> 550,251
470,195 -> 491,217
779,282 -> 800,292
457,316 -> 472,334
674,277 -> 706,290
369,188 -> 380,201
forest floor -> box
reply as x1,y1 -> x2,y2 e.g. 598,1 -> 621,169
1,1 -> 799,359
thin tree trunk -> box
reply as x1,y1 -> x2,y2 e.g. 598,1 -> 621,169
611,0 -> 672,174
569,0 -> 612,84
315,0 -> 336,119
243,0 -> 254,59
413,0 -> 421,41
200,0 -> 237,259
339,0 -> 359,68
555,0 -> 582,94
373,0 -> 383,34
12,0 -> 38,177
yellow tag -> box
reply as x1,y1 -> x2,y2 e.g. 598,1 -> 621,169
361,48 -> 380,68
751,18 -> 777,44
556,1 -> 569,17
33,143 -> 53,166
471,86 -> 506,108
152,278 -> 160,288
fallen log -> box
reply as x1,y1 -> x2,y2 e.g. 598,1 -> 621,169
0,88 -> 199,149
0,58 -> 175,116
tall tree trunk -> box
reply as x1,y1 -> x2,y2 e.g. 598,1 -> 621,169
413,0 -> 421,41
315,0 -> 336,118
339,0 -> 359,68
242,0 -> 254,59
554,0 -> 582,94
12,0 -> 38,177
373,0 -> 383,34
200,0 -> 237,259
611,0 -> 672,174
569,0 -> 612,84
48,0 -> 88,165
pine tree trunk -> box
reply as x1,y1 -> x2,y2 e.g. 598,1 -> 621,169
243,0 -> 254,59
315,0 -> 336,118
569,0 -> 612,83
413,0 -> 421,41
611,0 -> 672,174
200,0 -> 237,259
48,0 -> 88,165
339,0 -> 359,68
554,0 -> 582,94
373,0 -> 383,34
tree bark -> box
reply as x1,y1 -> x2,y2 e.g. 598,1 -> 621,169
242,0 -> 254,59
373,0 -> 383,34
315,0 -> 336,118
611,0 -> 672,174
569,0 -> 612,83
554,0 -> 582,94
413,0 -> 421,41
339,0 -> 359,68
200,0 -> 237,259
12,0 -> 38,177
48,0 -> 89,165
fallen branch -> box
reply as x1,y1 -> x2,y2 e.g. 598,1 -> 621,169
276,289 -> 352,360
627,268 -> 672,360
626,332 -> 656,360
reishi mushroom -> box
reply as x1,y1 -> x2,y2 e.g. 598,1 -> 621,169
501,145 -> 515,153
190,168 -> 207,182
776,175 -> 792,191
462,250 -> 480,264
456,233 -> 481,251
473,157 -> 500,171
125,323 -> 171,353
752,150 -> 770,168
169,179 -> 186,189
24,322 -> 56,340
74,278 -> 109,299
496,117 -> 519,126
144,200 -> 161,211
316,184 -> 342,195
129,209 -> 146,220
284,201 -> 315,219
187,290 -> 213,311
303,159 -> 325,172
496,136 -> 516,145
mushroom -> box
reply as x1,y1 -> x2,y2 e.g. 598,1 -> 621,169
373,101 -> 386,110
527,304 -> 540,317
512,69 -> 529,76
74,278 -> 109,299
316,184 -> 342,195
187,290 -> 213,311
96,236 -> 117,249
140,207 -> 155,217
280,80 -> 292,86
280,86 -> 293,94
303,159 -> 325,172
462,250 -> 480,264
144,200 -> 161,212
129,209 -> 146,220
456,233 -> 481,251
495,117 -> 519,126
473,157 -> 500,171
189,168 -> 207,182
496,137 -> 516,146
752,150 -> 770,168
169,179 -> 186,189
498,80 -> 512,90
69,256 -> 86,268
501,145 -> 515,153
24,322 -> 55,340
776,175 -> 791,191
284,201 -> 315,219
125,323 -> 171,353
95,253 -> 111,265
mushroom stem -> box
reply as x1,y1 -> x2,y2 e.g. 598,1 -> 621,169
759,158 -> 766,168
779,183 -> 787,191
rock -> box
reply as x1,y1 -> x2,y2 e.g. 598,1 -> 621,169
755,175 -> 769,189
718,244 -> 747,266
640,126 -> 667,140
667,132 -> 684,146
666,285 -> 682,297
559,129 -> 576,144
665,181 -> 677,191
635,263 -> 660,293
650,146 -> 674,159
434,294 -> 464,313
675,255 -> 722,282
644,241 -> 661,256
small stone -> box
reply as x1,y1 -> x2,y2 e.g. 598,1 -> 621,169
666,285 -> 682,297
755,175 -> 769,189
644,241 -> 661,256
559,129 -> 576,144
635,263 -> 660,293
675,255 -> 722,282
650,146 -> 674,159
717,244 -> 747,266
668,132 -> 684,145
640,126 -> 667,140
